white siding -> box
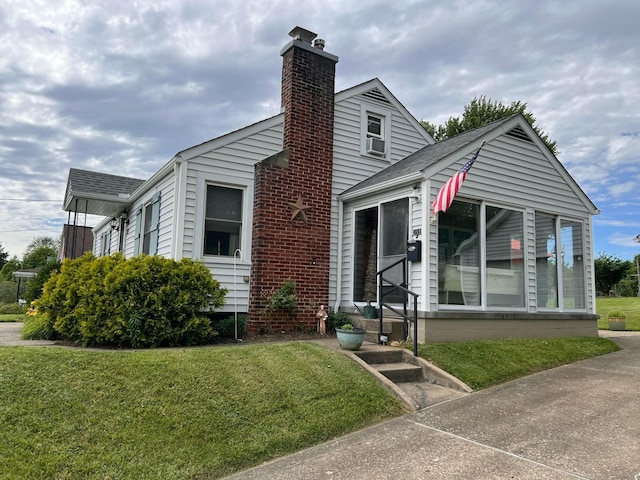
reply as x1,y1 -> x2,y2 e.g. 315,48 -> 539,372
330,87 -> 432,308
180,121 -> 283,313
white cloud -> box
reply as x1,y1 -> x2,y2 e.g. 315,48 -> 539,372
1,0 -> 639,259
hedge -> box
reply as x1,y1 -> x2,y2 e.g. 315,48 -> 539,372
35,253 -> 227,348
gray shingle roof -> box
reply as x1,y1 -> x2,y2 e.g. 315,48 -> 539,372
341,115 -> 517,196
67,168 -> 145,197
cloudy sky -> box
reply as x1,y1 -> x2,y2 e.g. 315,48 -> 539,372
1,0 -> 639,261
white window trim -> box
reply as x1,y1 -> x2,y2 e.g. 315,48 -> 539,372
194,171 -> 253,263
437,199 -> 529,312
360,104 -> 392,160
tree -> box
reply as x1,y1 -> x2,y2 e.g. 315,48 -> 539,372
0,242 -> 8,270
0,256 -> 21,281
22,236 -> 60,269
594,253 -> 629,296
422,96 -> 558,155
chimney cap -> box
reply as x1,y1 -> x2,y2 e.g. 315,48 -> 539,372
289,26 -> 317,44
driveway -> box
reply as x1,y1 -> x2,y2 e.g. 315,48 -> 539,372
226,331 -> 640,479
0,322 -> 55,346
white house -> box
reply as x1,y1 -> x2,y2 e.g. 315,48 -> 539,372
62,26 -> 599,341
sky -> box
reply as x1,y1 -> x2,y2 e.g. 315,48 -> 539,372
1,0 -> 639,261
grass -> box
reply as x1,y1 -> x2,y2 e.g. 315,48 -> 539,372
596,296 -> 640,330
0,343 -> 404,479
0,314 -> 24,322
417,336 -> 620,390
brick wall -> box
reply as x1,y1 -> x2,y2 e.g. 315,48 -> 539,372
248,38 -> 337,333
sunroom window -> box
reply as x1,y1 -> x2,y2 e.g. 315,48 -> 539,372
439,200 -> 525,308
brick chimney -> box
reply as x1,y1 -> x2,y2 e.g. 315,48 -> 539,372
248,27 -> 338,333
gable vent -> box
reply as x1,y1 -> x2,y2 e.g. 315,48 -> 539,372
506,125 -> 534,144
362,88 -> 391,105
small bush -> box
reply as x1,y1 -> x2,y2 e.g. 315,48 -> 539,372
327,312 -> 351,332
0,303 -> 26,315
215,315 -> 247,338
36,253 -> 227,348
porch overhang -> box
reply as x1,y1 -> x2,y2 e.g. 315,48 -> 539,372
63,191 -> 132,217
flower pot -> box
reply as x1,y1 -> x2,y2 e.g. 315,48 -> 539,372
336,328 -> 366,351
608,318 -> 627,331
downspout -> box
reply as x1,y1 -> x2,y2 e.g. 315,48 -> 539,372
171,155 -> 184,260
333,197 -> 344,313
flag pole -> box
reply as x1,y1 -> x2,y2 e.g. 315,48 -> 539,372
431,140 -> 486,223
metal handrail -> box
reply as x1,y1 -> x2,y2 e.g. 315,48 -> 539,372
377,257 -> 419,356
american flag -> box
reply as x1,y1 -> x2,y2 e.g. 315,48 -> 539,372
432,144 -> 484,216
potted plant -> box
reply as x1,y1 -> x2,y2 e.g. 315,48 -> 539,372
607,310 -> 627,331
335,322 -> 366,351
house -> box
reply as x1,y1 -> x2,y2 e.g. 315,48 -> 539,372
62,26 -> 599,341
59,224 -> 94,260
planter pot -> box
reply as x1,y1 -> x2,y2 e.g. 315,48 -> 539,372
336,328 -> 366,351
608,318 -> 627,331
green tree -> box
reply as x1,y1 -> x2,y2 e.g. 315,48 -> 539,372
22,236 -> 59,269
0,242 -> 8,270
594,253 -> 630,296
617,254 -> 640,297
0,256 -> 21,281
422,96 -> 558,155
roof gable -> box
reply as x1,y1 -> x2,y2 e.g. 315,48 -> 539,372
341,114 -> 598,215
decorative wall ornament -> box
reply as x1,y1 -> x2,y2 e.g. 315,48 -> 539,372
288,195 -> 311,222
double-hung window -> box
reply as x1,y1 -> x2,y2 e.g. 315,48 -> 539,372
134,192 -> 161,256
204,185 -> 243,256
365,112 -> 386,156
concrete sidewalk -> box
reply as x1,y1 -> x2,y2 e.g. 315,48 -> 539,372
0,321 -> 56,347
225,331 -> 640,479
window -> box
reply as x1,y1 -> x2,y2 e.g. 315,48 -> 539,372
134,192 -> 161,256
100,231 -> 111,257
535,213 -> 558,308
485,206 -> 524,308
361,107 -> 388,157
438,200 -> 481,306
560,219 -> 585,310
367,114 -> 383,140
204,185 -> 243,256
142,203 -> 154,254
535,214 -> 586,310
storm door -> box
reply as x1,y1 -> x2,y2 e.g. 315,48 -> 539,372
353,199 -> 409,304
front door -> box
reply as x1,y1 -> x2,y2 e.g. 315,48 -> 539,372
353,198 -> 409,304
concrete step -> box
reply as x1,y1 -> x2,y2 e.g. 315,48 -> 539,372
354,349 -> 404,364
370,362 -> 424,383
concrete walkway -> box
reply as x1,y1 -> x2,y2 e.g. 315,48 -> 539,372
0,321 -> 56,346
226,331 -> 640,479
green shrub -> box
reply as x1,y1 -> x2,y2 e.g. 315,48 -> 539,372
263,280 -> 297,313
36,254 -> 227,348
21,314 -> 59,340
327,312 -> 351,332
215,314 -> 247,338
23,260 -> 62,303
0,302 -> 26,315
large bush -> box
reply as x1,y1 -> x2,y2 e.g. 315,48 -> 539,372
36,253 -> 227,348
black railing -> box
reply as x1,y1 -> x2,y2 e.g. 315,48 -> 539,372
377,257 -> 419,356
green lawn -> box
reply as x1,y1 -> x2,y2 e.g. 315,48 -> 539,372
596,296 -> 640,330
417,336 -> 620,390
0,314 -> 24,322
0,343 -> 404,479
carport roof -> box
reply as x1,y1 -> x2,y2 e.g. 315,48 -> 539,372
63,168 -> 145,216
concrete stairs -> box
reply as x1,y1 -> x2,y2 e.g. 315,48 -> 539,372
348,310 -> 406,344
352,344 -> 472,410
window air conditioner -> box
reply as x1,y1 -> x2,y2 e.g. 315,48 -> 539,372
366,137 -> 386,156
